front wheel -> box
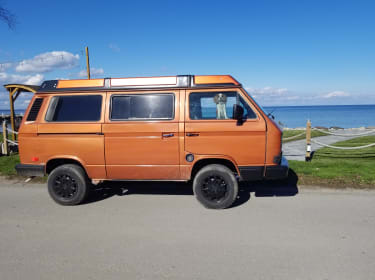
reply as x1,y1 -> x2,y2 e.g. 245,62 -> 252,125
193,164 -> 238,209
47,164 -> 90,206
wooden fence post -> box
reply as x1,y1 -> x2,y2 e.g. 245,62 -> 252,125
2,121 -> 8,156
305,120 -> 311,161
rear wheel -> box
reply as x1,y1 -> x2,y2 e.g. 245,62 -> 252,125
47,164 -> 90,206
193,164 -> 238,209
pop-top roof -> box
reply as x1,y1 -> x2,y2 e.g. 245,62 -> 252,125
37,75 -> 241,92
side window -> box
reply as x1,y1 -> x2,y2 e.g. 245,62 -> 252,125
189,92 -> 256,120
45,95 -> 102,122
111,94 -> 174,120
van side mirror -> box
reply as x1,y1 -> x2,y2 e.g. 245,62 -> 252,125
232,104 -> 244,121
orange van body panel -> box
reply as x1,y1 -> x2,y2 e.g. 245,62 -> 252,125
264,120 -> 282,165
18,92 -> 107,179
180,154 -> 240,181
18,94 -> 46,165
237,88 -> 283,166
35,134 -> 106,178
103,90 -> 180,180
57,79 -> 104,88
194,75 -> 239,85
16,75 -> 285,181
185,88 -> 266,166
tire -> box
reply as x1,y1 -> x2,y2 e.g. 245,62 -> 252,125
193,164 -> 238,209
47,164 -> 90,206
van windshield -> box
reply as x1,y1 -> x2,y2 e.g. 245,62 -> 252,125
242,88 -> 267,115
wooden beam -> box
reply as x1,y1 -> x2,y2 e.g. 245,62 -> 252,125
85,47 -> 91,79
2,121 -> 8,155
13,90 -> 21,101
9,88 -> 17,141
305,120 -> 311,161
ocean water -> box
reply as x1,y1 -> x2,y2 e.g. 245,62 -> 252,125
1,105 -> 374,129
0,109 -> 25,116
263,105 -> 375,128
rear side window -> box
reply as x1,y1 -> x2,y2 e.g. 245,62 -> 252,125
111,94 -> 174,120
26,98 -> 44,121
45,95 -> 102,122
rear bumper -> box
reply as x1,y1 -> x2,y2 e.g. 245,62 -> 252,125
15,164 -> 45,177
239,157 -> 289,181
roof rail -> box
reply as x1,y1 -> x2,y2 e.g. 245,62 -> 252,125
37,75 -> 241,92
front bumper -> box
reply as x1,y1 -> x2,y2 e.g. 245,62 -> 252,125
264,156 -> 289,179
15,164 -> 45,177
238,156 -> 289,181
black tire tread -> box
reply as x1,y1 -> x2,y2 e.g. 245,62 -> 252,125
193,164 -> 238,209
47,164 -> 90,206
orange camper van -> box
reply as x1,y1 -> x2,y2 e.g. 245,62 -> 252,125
15,75 -> 288,209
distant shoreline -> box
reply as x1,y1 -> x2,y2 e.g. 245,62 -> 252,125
1,104 -> 374,129
263,104 -> 375,108
283,126 -> 375,130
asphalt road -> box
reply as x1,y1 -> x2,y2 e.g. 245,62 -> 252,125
1,179 -> 375,280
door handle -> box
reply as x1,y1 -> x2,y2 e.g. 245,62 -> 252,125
162,133 -> 174,138
186,133 -> 199,137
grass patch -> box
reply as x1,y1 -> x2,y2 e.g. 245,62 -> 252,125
0,133 -> 21,177
282,129 -> 326,143
0,154 -> 20,176
290,136 -> 375,188
0,153 -> 46,182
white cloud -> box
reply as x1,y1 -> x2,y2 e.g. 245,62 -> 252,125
285,95 -> 300,100
0,89 -> 34,110
0,72 -> 44,85
15,51 -> 80,73
77,67 -> 104,78
322,91 -> 350,99
109,43 -> 120,52
246,86 -> 288,96
0,62 -> 13,72
24,74 -> 44,85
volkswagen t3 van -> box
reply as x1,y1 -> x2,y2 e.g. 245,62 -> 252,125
15,75 -> 288,209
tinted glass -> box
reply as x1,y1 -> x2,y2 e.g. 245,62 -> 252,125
47,95 -> 102,122
189,92 -> 256,120
239,96 -> 257,119
111,94 -> 174,120
27,98 -> 44,121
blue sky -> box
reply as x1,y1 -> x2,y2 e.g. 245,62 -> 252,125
0,0 -> 374,109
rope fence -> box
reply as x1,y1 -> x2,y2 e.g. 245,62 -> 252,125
2,120 -> 18,156
6,127 -> 18,135
6,139 -> 18,146
283,131 -> 306,140
304,120 -> 375,161
312,127 -> 375,137
311,139 -> 375,150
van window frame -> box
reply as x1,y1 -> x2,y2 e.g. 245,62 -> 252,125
187,90 -> 259,121
109,93 -> 176,121
44,94 -> 103,123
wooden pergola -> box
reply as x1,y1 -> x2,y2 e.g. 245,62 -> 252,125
3,84 -> 40,141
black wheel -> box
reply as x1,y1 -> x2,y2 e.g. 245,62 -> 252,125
47,164 -> 90,206
193,164 -> 238,209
